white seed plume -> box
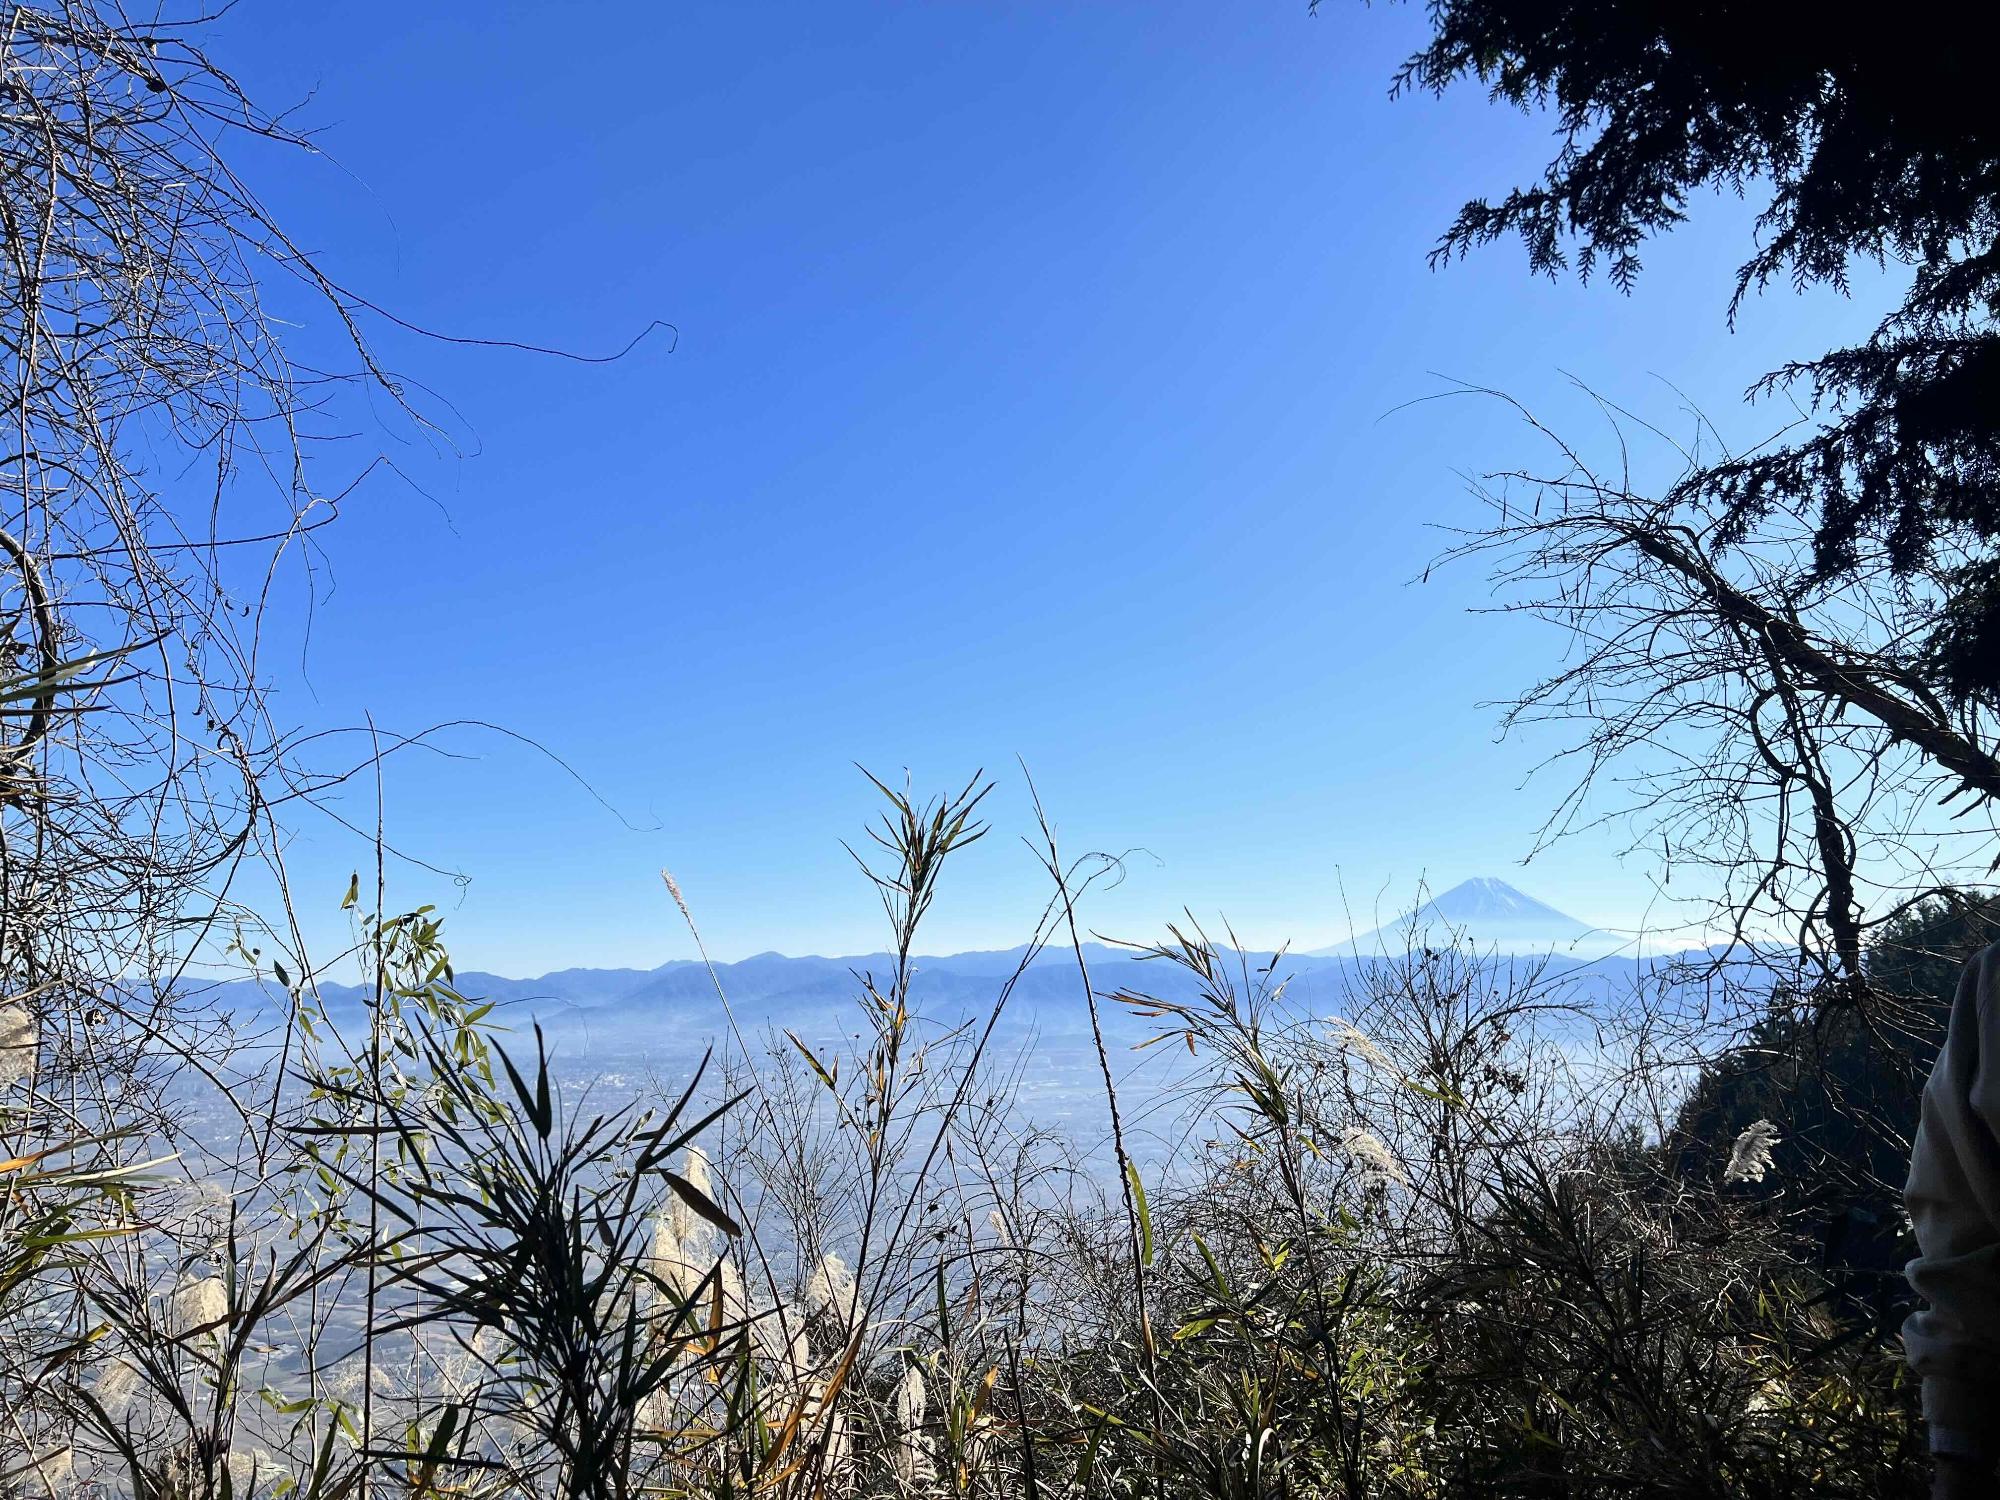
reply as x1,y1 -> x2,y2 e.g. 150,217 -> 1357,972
717,1255 -> 749,1323
669,1145 -> 719,1259
1745,1377 -> 1785,1415
662,868 -> 691,920
321,1353 -> 399,1404
810,1395 -> 853,1482
1328,1019 -> 1401,1082
805,1252 -> 858,1322
772,1319 -> 809,1380
0,1001 -> 36,1089
635,1386 -> 678,1435
649,1215 -> 693,1300
895,1361 -> 927,1429
170,1274 -> 229,1339
1338,1126 -> 1409,1188
21,1446 -> 72,1486
1723,1119 -> 1782,1185
167,1177 -> 236,1255
893,1362 -> 932,1484
740,1301 -> 793,1372
94,1360 -> 138,1415
227,1447 -> 279,1489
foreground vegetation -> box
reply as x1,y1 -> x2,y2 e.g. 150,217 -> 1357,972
4,777 -> 1982,1496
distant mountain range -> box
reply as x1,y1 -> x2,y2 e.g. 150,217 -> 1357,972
207,880 -> 1713,1058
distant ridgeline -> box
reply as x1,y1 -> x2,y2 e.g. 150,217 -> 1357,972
176,887 -> 1998,1271
195,879 -> 1736,1060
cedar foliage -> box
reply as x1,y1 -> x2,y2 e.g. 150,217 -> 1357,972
1366,0 -> 2000,698
1667,895 -> 2000,1325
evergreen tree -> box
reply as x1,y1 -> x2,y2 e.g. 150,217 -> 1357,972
1365,0 -> 2000,698
1668,894 -> 2000,1319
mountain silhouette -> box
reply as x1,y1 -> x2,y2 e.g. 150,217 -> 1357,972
1310,877 -> 1602,956
197,885 -> 1737,1058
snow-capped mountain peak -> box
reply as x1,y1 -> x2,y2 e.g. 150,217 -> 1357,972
1311,878 -> 1602,956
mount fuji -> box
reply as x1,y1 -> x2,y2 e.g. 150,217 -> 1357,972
1310,877 -> 1606,956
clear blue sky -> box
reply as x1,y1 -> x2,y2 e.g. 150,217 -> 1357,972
208,1 -> 1889,973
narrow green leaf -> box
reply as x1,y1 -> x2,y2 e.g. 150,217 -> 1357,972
1126,1160 -> 1153,1266
664,1171 -> 741,1237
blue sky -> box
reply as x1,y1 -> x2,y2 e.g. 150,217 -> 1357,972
208,1 -> 1890,973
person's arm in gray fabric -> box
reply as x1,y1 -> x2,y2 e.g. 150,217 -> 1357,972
1906,942 -> 2000,1467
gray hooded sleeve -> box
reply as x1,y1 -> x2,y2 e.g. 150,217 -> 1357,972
1906,941 -> 2000,1455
